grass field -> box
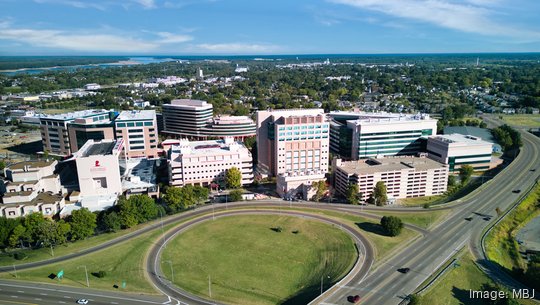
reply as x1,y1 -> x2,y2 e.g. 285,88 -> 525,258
367,209 -> 450,230
418,250 -> 536,305
161,215 -> 357,305
485,183 -> 540,270
502,115 -> 540,128
0,222 -> 177,294
398,195 -> 445,207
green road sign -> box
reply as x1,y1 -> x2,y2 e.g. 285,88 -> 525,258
57,270 -> 64,279
122,281 -> 126,289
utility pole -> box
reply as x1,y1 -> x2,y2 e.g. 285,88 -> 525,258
50,244 -> 54,257
13,264 -> 17,278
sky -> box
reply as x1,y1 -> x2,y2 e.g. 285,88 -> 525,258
0,0 -> 539,55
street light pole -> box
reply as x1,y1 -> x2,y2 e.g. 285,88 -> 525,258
78,265 -> 89,287
13,264 -> 17,278
208,275 -> 212,298
164,260 -> 174,282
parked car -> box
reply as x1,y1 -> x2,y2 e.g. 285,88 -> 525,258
347,295 -> 361,303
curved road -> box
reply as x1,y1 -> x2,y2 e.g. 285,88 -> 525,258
145,209 -> 375,305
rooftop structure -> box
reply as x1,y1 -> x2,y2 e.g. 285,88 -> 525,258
162,99 -> 213,138
333,154 -> 448,202
115,110 -> 159,158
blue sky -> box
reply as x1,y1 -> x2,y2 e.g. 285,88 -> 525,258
0,0 -> 539,55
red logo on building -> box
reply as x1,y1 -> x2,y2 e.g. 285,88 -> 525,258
95,160 -> 100,167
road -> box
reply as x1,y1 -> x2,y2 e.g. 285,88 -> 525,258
316,126 -> 540,305
0,279 -> 167,305
145,209 -> 375,305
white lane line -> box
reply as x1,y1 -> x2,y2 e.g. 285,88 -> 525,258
17,290 -> 24,293
35,298 -> 42,301
59,301 -> 66,304
40,293 -> 48,296
111,302 -> 119,304
10,295 -> 18,298
63,296 -> 71,298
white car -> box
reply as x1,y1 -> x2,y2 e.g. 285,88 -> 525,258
76,299 -> 89,305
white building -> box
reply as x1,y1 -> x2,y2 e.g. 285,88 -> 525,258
427,134 -> 497,172
168,137 -> 253,187
74,139 -> 123,198
1,160 -> 65,218
333,154 -> 448,203
84,83 -> 101,90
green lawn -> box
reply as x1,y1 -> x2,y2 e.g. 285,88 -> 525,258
161,215 -> 357,305
419,250 -> 536,305
0,222 -> 178,294
502,115 -> 540,128
398,195 -> 445,207
367,209 -> 450,230
485,183 -> 540,270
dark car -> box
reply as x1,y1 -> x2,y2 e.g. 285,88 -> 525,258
347,295 -> 361,303
531,168 -> 536,172
465,217 -> 473,221
512,189 -> 521,193
398,268 -> 411,273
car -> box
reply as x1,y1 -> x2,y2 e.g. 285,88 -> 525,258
347,295 -> 361,303
76,300 -> 89,305
531,168 -> 536,172
483,217 -> 491,221
398,267 -> 411,273
464,217 -> 473,221
512,189 -> 521,193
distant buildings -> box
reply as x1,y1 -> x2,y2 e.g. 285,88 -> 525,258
168,137 -> 253,187
333,154 -> 448,203
162,99 -> 256,140
328,111 -> 437,159
84,83 -> 101,90
256,109 -> 330,199
427,134 -> 498,172
114,110 -> 159,158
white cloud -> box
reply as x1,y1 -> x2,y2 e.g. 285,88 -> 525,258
0,24 -> 196,53
133,0 -> 156,9
329,0 -> 540,41
155,31 -> 193,43
33,0 -> 107,10
195,43 -> 282,54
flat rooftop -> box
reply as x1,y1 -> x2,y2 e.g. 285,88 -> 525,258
41,109 -> 109,121
81,141 -> 116,157
213,115 -> 254,124
171,139 -> 249,156
116,110 -> 156,121
338,155 -> 446,175
430,133 -> 493,145
167,99 -> 212,108
8,160 -> 55,170
330,111 -> 434,125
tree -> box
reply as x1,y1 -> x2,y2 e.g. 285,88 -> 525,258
408,294 -> 422,305
346,183 -> 361,205
380,216 -> 403,237
69,208 -> 97,240
0,218 -> 20,248
23,212 -> 47,246
373,181 -> 388,206
101,211 -> 122,232
117,197 -> 139,228
311,180 -> 327,202
229,189 -> 243,202
225,167 -> 242,189
0,160 -> 5,171
447,175 -> 457,187
128,195 -> 158,223
162,186 -> 183,212
8,224 -> 26,248
459,165 -> 474,184
193,185 -> 210,204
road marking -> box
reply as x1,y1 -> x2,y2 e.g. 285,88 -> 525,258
17,291 -> 24,293
59,302 -> 66,304
34,298 -> 42,301
11,296 -> 18,298
40,293 -> 47,296
111,302 -> 119,304
63,296 -> 70,299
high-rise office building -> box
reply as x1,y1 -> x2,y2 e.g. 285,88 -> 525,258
256,109 -> 330,199
328,111 -> 437,159
114,110 -> 159,158
162,99 -> 213,138
40,109 -> 115,156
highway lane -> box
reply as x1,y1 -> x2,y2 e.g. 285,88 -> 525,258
145,209 -> 375,305
0,279 -> 168,305
319,128 -> 540,305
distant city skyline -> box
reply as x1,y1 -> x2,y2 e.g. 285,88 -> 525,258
0,0 -> 539,55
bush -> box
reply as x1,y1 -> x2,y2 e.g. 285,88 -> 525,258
92,270 -> 107,278
380,216 -> 404,237
13,252 -> 28,260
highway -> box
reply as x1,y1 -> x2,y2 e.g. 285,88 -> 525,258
316,126 -> 540,305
